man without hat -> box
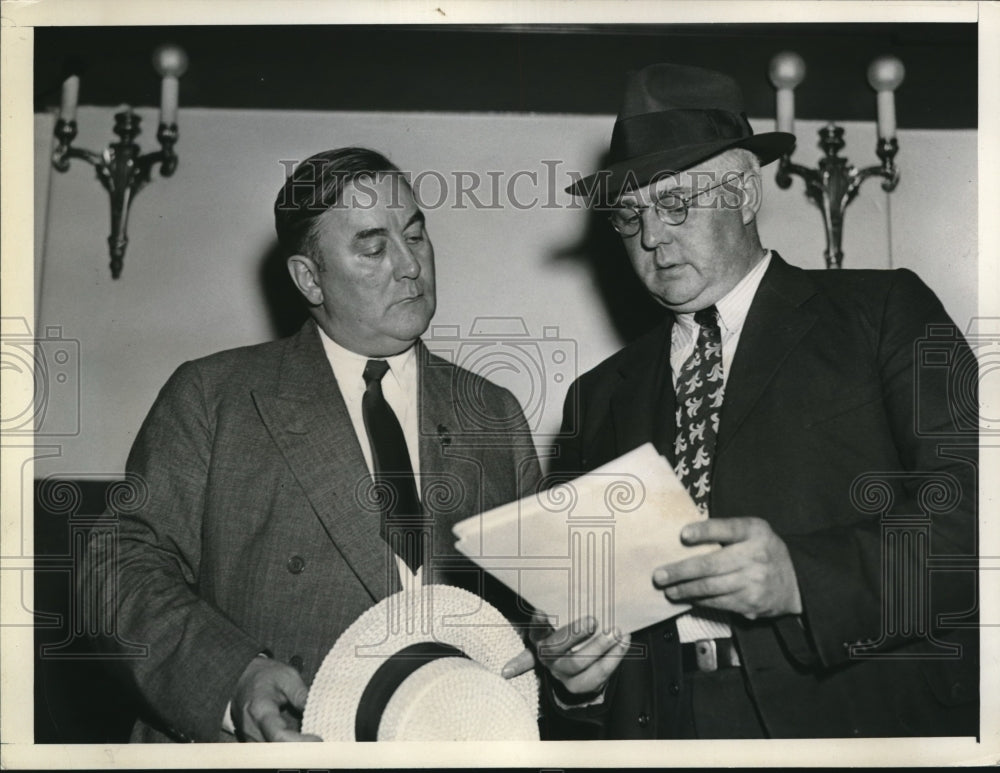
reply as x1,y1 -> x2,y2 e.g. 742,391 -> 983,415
86,147 -> 541,742
505,63 -> 978,738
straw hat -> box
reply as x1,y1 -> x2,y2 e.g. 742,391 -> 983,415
567,63 -> 795,199
302,584 -> 539,741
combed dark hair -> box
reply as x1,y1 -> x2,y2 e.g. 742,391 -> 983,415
273,147 -> 401,260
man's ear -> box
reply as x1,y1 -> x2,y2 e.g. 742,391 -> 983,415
287,254 -> 323,306
740,172 -> 764,225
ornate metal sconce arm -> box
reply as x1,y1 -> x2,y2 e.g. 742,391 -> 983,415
51,109 -> 179,279
52,120 -> 103,171
775,125 -> 900,269
774,156 -> 815,193
858,137 -> 900,193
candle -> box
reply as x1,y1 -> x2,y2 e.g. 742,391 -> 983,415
776,89 -> 795,134
151,45 -> 189,127
867,56 -> 905,140
160,75 -> 179,126
768,52 -> 806,135
60,74 -> 79,123
876,91 -> 896,140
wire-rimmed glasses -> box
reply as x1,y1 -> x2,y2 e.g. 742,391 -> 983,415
607,175 -> 743,237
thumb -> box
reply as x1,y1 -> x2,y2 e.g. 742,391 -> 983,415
287,679 -> 310,711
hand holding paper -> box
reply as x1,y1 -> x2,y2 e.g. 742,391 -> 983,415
654,517 -> 803,619
453,443 -> 713,636
502,613 -> 630,698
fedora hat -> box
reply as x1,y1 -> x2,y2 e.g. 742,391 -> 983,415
567,63 -> 795,199
302,585 -> 539,741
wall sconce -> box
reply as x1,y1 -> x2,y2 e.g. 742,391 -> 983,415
51,45 -> 189,279
769,51 -> 904,269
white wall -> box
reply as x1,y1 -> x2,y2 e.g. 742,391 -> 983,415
32,107 -> 977,477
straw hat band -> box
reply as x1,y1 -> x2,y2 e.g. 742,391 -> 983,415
303,585 -> 539,741
609,109 -> 753,165
355,641 -> 469,741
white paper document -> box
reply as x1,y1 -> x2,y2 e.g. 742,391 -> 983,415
452,443 -> 713,635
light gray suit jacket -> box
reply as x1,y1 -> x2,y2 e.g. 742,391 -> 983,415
90,320 -> 541,742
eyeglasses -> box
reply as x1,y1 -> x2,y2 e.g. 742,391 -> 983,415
607,175 -> 743,237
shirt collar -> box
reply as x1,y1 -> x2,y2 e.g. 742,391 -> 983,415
673,250 -> 772,335
317,326 -> 417,393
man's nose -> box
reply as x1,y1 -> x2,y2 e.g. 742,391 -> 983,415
639,207 -> 674,251
392,241 -> 421,281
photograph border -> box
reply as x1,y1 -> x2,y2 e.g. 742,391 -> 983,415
2,0 -> 997,768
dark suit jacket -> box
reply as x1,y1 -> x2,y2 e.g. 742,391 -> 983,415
550,254 -> 978,738
90,320 -> 541,742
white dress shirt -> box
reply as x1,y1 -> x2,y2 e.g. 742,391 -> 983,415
669,251 -> 771,388
671,251 -> 771,643
318,328 -> 424,588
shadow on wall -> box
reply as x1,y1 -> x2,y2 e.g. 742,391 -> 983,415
551,188 -> 664,346
259,240 -> 310,339
257,200 -> 664,348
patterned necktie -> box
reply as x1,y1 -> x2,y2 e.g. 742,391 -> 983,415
361,359 -> 424,573
673,306 -> 724,515
673,306 -> 731,641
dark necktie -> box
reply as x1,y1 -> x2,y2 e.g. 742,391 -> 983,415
673,306 -> 724,515
362,359 -> 424,573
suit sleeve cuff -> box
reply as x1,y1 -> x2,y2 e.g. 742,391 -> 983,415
550,681 -> 608,710
222,701 -> 236,735
222,652 -> 271,736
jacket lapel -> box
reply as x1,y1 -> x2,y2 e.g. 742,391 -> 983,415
610,317 -> 676,464
415,343 -> 475,565
716,253 -> 818,458
251,321 -> 398,603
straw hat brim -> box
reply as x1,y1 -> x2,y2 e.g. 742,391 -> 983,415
302,584 -> 539,742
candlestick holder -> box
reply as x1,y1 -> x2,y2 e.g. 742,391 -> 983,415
769,52 -> 904,269
51,44 -> 187,279
52,110 -> 179,279
775,125 -> 899,269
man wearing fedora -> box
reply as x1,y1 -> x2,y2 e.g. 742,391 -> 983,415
86,147 -> 541,742
510,64 -> 978,738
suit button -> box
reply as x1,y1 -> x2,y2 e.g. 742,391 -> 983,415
663,629 -> 675,641
637,712 -> 650,727
669,681 -> 681,696
289,655 -> 304,672
287,555 -> 306,574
